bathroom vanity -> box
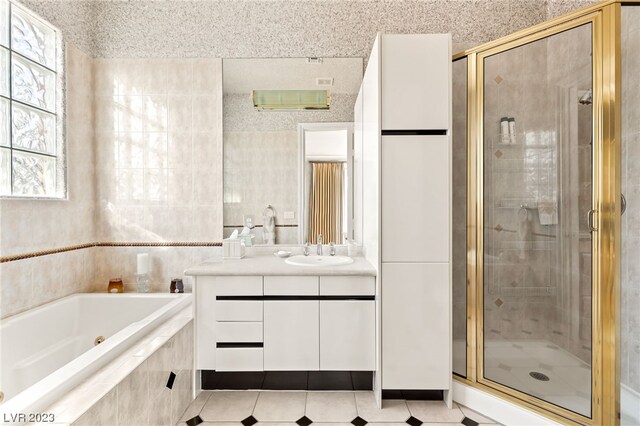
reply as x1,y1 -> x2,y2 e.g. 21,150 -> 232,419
186,253 -> 376,386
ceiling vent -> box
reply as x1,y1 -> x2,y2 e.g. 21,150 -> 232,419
252,90 -> 331,111
316,77 -> 334,87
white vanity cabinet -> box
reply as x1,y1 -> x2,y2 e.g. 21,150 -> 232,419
264,300 -> 320,370
319,276 -> 375,371
320,300 -> 375,370
263,276 -> 320,370
194,274 -> 376,373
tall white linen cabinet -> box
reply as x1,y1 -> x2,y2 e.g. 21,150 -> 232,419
354,33 -> 453,407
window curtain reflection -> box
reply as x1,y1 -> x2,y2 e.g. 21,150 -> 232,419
308,162 -> 343,244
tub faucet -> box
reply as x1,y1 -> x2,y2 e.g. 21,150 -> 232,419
317,234 -> 323,256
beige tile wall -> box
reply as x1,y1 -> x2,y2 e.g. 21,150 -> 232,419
93,245 -> 220,293
93,58 -> 223,243
92,58 -> 224,288
0,45 -> 96,319
621,5 -> 640,394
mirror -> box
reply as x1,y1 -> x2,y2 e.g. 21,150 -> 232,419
222,57 -> 363,245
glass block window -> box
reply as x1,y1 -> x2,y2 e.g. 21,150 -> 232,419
0,0 -> 62,197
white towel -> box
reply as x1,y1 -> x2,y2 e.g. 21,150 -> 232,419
262,205 -> 276,245
537,199 -> 558,225
518,206 -> 532,260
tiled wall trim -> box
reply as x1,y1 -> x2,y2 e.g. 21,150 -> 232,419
0,241 -> 223,263
0,243 -> 96,263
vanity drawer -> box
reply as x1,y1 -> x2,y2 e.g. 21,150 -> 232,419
216,322 -> 263,342
209,276 -> 263,296
320,276 -> 375,296
264,276 -> 319,295
215,301 -> 263,321
216,348 -> 263,371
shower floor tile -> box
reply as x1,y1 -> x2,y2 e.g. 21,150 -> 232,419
483,340 -> 591,417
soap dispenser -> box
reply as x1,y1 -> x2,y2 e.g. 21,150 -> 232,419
170,278 -> 184,293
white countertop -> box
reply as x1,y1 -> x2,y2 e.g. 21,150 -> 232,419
184,252 -> 376,277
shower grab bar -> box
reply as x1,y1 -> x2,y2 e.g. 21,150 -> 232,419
587,209 -> 597,232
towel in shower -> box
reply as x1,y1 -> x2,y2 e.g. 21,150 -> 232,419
262,205 -> 276,245
537,199 -> 558,225
518,206 -> 532,260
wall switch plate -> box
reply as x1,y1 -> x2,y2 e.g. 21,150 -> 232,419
244,215 -> 255,229
284,211 -> 295,220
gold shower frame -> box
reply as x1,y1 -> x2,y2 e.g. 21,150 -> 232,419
452,1 -> 625,424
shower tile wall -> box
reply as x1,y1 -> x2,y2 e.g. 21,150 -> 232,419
545,26 -> 593,363
482,24 -> 592,363
621,5 -> 640,413
483,39 -> 558,344
0,45 -> 96,319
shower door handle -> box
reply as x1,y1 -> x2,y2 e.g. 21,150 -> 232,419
587,209 -> 597,232
622,193 -> 627,215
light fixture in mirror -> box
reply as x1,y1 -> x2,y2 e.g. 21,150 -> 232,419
253,90 -> 331,110
222,57 -> 363,245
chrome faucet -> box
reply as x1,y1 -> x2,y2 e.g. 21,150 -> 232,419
317,234 -> 323,256
329,242 -> 336,256
303,243 -> 311,256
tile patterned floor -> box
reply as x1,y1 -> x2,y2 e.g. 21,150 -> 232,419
483,340 -> 591,416
178,391 -> 500,426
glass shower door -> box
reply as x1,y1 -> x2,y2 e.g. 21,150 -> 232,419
481,23 -> 593,418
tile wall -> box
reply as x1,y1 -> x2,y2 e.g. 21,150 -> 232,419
92,58 -> 223,288
0,44 -> 96,319
621,4 -> 640,398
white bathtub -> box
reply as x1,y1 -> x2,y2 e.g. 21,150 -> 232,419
0,293 -> 192,418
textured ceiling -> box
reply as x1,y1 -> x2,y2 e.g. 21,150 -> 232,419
21,0 -> 599,58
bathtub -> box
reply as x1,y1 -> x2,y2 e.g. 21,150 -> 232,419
0,293 -> 192,419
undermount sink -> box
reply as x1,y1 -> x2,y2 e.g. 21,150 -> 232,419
285,255 -> 354,267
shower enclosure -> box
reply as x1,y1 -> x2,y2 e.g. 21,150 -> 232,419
452,2 -> 639,424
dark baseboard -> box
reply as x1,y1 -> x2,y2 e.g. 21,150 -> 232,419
381,389 -> 444,400
201,370 -> 373,391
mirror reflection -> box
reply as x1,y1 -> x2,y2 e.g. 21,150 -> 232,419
222,57 -> 363,244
